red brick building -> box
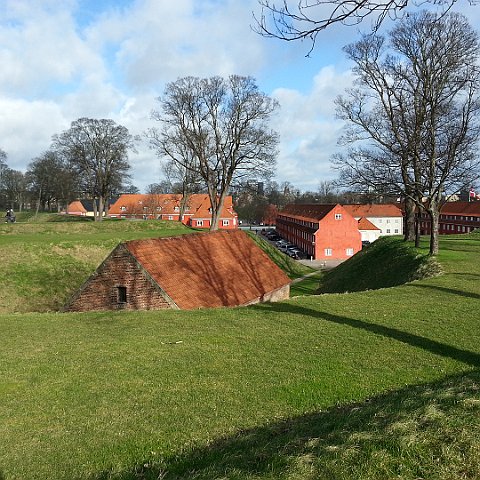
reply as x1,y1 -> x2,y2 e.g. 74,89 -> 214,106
107,194 -> 238,229
65,230 -> 290,312
276,204 -> 362,260
419,201 -> 480,235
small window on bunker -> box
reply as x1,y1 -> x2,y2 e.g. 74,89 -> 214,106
117,286 -> 127,303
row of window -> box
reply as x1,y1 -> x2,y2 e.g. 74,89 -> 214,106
120,205 -> 190,213
194,219 -> 231,226
324,248 -> 354,256
421,222 -> 474,233
376,218 -> 400,223
441,215 -> 480,221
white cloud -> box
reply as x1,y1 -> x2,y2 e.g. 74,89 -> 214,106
0,1 -> 104,97
271,66 -> 353,190
0,97 -> 65,170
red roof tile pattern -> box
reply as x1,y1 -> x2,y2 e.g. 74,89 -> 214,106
108,193 -> 236,219
342,204 -> 403,218
278,204 -> 337,222
67,200 -> 87,214
125,230 -> 290,310
440,201 -> 480,216
358,217 -> 381,230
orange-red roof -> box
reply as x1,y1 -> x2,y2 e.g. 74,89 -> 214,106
440,201 -> 480,216
342,204 -> 403,218
125,230 -> 290,310
67,200 -> 87,214
108,193 -> 236,219
357,217 -> 381,231
278,204 -> 337,222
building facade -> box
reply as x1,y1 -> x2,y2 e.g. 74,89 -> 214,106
342,204 -> 404,239
276,204 -> 362,260
107,194 -> 238,229
419,201 -> 480,235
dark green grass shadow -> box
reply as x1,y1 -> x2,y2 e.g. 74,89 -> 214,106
407,283 -> 480,301
251,302 -> 480,368
89,369 -> 480,479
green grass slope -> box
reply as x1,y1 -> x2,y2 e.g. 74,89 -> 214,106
0,218 -> 192,313
247,232 -> 314,279
318,236 -> 442,293
0,233 -> 479,479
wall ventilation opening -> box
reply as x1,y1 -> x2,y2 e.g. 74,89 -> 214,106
117,286 -> 127,304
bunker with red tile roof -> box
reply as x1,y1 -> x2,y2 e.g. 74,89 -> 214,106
65,230 -> 290,312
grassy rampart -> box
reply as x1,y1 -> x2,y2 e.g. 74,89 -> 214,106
1,220 -> 479,479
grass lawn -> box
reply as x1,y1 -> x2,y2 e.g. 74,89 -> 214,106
0,217 -> 191,313
0,223 -> 479,479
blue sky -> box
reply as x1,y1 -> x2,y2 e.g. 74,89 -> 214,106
1,0 -> 479,193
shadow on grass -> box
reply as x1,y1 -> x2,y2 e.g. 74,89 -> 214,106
407,283 -> 480,301
90,370 -> 480,480
253,302 -> 480,368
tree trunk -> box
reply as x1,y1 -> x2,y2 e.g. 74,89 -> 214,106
35,187 -> 42,217
209,192 -> 227,231
93,198 -> 99,221
404,197 -> 416,241
97,196 -> 105,222
179,192 -> 191,223
428,208 -> 440,255
415,212 -> 421,248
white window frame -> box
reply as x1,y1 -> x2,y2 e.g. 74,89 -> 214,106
222,220 -> 230,226
346,248 -> 354,256
325,248 -> 332,256
197,220 -> 204,227
334,213 -> 342,220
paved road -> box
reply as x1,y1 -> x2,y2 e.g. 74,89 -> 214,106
298,259 -> 345,270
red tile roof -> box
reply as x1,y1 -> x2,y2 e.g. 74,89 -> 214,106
358,217 -> 381,230
125,230 -> 290,310
440,201 -> 480,216
67,200 -> 87,214
342,204 -> 403,218
278,204 -> 337,222
108,193 -> 236,219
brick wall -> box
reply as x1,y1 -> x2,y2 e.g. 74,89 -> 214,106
243,284 -> 290,306
65,245 -> 175,312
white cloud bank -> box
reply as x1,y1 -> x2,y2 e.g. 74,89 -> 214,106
4,0 -> 443,192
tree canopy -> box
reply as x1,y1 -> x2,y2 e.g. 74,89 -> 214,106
53,118 -> 134,221
149,75 -> 279,230
334,11 -> 480,254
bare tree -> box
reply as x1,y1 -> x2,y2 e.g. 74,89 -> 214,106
149,75 -> 279,231
3,169 -> 28,212
147,181 -> 173,194
53,118 -> 134,221
334,11 -> 480,254
254,0 -> 477,53
162,159 -> 204,221
26,151 -> 76,213
0,149 -> 8,208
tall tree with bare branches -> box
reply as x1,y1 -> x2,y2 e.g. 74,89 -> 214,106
53,118 -> 134,221
148,75 -> 279,231
334,11 -> 480,254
